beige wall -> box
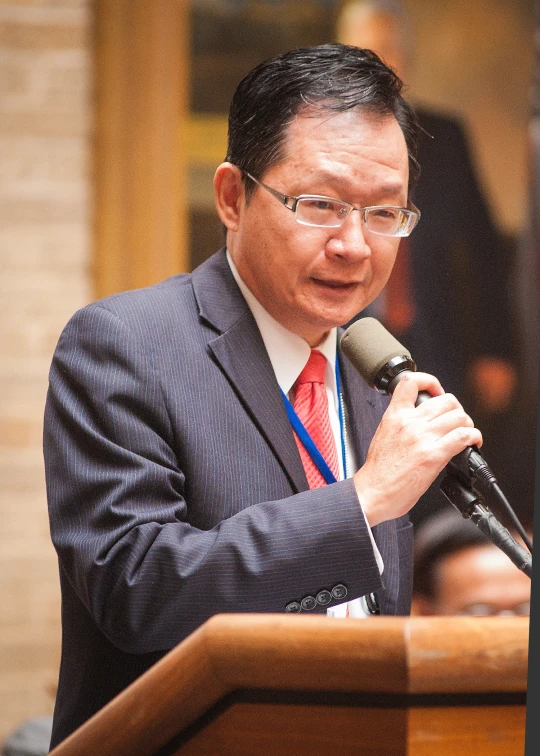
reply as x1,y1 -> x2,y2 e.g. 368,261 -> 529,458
0,0 -> 92,743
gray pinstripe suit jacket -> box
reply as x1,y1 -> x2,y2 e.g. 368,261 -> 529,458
44,249 -> 414,747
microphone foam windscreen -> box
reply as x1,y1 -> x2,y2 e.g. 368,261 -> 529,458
340,317 -> 411,387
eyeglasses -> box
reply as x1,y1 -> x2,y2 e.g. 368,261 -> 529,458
243,171 -> 420,237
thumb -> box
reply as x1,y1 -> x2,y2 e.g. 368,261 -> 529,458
390,371 -> 444,407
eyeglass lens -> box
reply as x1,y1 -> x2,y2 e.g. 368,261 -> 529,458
295,198 -> 413,235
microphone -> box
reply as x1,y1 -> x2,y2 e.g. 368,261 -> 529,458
340,317 -> 532,577
340,317 -> 494,486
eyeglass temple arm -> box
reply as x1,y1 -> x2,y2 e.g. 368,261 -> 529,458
408,201 -> 421,218
244,171 -> 298,211
265,184 -> 297,210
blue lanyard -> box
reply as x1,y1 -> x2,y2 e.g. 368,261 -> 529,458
281,356 -> 347,485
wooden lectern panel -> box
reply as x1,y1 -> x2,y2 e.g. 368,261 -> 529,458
175,705 -> 408,756
409,706 -> 526,756
49,615 -> 528,756
171,703 -> 525,756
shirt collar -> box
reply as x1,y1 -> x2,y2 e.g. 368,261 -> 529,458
226,251 -> 338,398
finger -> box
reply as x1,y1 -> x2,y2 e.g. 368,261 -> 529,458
414,392 -> 464,420
427,407 -> 475,437
390,371 -> 445,408
435,426 -> 484,458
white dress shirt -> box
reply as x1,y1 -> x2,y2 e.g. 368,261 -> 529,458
227,252 -> 383,618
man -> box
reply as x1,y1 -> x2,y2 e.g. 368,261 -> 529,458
413,512 -> 531,617
44,44 -> 481,747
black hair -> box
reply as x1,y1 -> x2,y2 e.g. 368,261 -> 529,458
225,43 -> 420,200
413,512 -> 491,601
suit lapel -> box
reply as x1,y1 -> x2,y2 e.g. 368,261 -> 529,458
192,251 -> 308,494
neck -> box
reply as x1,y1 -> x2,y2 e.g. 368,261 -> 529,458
307,331 -> 331,348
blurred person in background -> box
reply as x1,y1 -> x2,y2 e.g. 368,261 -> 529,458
412,511 -> 531,617
336,0 -> 524,524
1,717 -> 52,756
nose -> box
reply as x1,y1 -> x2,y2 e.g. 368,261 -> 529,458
324,209 -> 371,262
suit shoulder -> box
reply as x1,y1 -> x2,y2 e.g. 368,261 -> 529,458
98,272 -> 193,312
69,273 -> 198,331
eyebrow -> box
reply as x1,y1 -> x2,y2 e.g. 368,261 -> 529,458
303,171 -> 405,197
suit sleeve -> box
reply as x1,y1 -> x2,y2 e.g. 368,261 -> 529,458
44,303 -> 386,654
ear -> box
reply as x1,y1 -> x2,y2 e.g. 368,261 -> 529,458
214,162 -> 244,232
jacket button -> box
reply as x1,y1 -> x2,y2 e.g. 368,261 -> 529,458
332,584 -> 348,601
300,595 -> 317,611
285,601 -> 301,614
316,589 -> 332,606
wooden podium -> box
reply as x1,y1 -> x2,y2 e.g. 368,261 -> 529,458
49,615 -> 529,756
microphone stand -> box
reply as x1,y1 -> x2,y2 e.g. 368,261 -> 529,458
439,472 -> 532,578
409,387 -> 532,577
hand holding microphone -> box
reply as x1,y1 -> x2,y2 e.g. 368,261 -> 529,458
341,318 -> 532,576
342,334 -> 482,527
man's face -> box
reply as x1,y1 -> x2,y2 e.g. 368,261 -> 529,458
430,545 -> 531,617
226,108 -> 410,346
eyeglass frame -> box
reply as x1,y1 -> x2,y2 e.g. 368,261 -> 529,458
456,601 -> 530,618
242,170 -> 421,236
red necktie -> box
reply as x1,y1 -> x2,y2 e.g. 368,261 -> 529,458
385,237 -> 416,334
292,350 -> 340,489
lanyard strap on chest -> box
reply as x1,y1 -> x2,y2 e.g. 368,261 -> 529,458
280,356 -> 347,484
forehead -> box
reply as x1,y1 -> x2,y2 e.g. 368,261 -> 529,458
275,108 -> 409,192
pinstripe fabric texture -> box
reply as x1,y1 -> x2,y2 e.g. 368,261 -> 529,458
292,350 -> 339,489
44,249 -> 413,748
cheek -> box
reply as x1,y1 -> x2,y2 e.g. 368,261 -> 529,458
372,242 -> 400,280
277,235 -> 325,284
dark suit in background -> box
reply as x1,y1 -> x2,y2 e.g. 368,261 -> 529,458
405,108 -> 513,396
44,250 -> 414,747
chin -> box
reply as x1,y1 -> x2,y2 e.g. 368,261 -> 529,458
317,307 -> 363,329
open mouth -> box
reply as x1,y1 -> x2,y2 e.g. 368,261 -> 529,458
312,278 -> 358,291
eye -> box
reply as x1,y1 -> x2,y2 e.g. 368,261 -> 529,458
304,199 -> 335,211
372,207 -> 399,219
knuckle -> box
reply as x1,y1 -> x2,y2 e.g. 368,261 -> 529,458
396,373 -> 413,388
444,392 -> 460,408
455,409 -> 472,426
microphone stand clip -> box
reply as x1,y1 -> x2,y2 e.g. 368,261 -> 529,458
439,472 -> 532,579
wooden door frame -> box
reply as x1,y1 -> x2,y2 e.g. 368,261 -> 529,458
93,0 -> 189,298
